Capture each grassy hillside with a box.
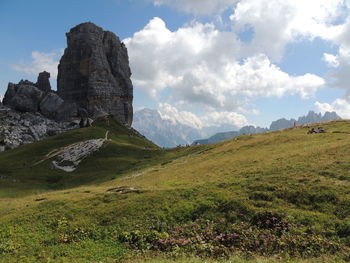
[0,117,195,197]
[1,118,350,262]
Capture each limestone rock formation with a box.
[0,22,135,152]
[3,80,44,112]
[133,108,203,148]
[270,111,341,131]
[57,22,133,126]
[3,76,78,121]
[55,102,78,121]
[36,71,52,92]
[192,111,341,145]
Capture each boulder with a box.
[57,22,133,126]
[36,71,51,92]
[3,81,44,112]
[40,92,64,119]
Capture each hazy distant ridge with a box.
[194,111,341,145]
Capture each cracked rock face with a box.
[57,22,133,126]
[39,92,64,119]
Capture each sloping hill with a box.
[0,117,195,197]
[1,120,350,262]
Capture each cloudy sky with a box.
[1,0,350,128]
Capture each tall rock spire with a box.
[57,22,133,126]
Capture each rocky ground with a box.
[0,104,79,152]
[51,131,109,172]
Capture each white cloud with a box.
[317,16,350,115]
[158,103,204,129]
[12,49,63,79]
[202,111,249,127]
[153,0,349,60]
[316,22,350,118]
[125,18,325,111]
[321,47,350,93]
[315,98,350,118]
[326,18,350,90]
[158,102,249,129]
[323,53,340,68]
[231,0,347,61]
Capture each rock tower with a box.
[57,22,133,126]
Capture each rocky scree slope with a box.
[0,74,80,152]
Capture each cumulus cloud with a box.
[158,103,248,129]
[326,18,350,90]
[125,17,325,111]
[12,49,63,79]
[231,0,347,60]
[201,111,249,128]
[158,103,204,129]
[316,28,350,119]
[316,15,350,118]
[153,0,349,60]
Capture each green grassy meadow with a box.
[1,117,350,262]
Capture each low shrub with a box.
[118,215,341,258]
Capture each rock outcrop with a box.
[0,72,82,152]
[57,22,133,126]
[3,76,78,121]
[0,104,79,152]
[36,71,51,92]
[0,22,134,152]
[3,80,44,112]
[39,92,64,119]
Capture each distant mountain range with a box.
[133,108,202,148]
[269,111,340,131]
[133,109,341,147]
[132,108,239,148]
[193,126,268,145]
[193,111,341,145]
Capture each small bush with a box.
[118,216,341,258]
[251,211,291,232]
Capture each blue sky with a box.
[1,0,350,129]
